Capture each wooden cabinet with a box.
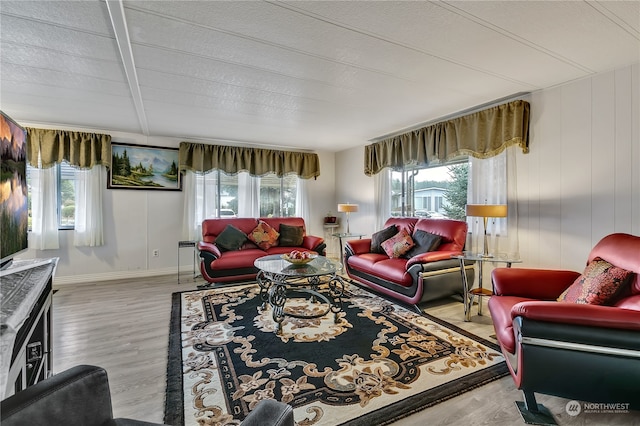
[1,259,57,399]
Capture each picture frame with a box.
[108,142,181,190]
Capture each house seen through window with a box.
[390,160,468,220]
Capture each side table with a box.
[452,252,522,321]
[323,224,340,258]
[178,240,200,284]
[331,232,365,271]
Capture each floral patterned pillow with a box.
[557,257,633,305]
[381,229,415,258]
[248,220,280,250]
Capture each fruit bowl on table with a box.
[281,252,318,265]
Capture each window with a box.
[219,171,238,215]
[58,162,75,228]
[390,160,468,219]
[259,173,297,217]
[192,170,298,220]
[27,162,76,229]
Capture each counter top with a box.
[0,258,58,397]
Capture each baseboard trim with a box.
[53,267,177,287]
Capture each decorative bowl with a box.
[281,252,318,265]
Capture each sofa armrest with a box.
[198,241,222,259]
[492,268,580,299]
[301,235,324,251]
[1,365,115,426]
[512,301,640,332]
[345,238,372,255]
[406,250,461,268]
[241,399,294,426]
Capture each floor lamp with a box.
[466,204,508,257]
[337,203,358,234]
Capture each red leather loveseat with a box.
[197,217,325,285]
[344,217,474,311]
[488,233,640,422]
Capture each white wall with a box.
[336,64,640,273]
[18,127,336,284]
[517,63,639,270]
[335,147,375,237]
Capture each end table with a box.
[331,232,365,271]
[178,240,200,283]
[452,252,522,321]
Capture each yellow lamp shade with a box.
[337,203,358,213]
[466,204,507,218]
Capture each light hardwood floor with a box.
[52,274,639,426]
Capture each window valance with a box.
[26,127,111,169]
[364,100,530,176]
[179,142,320,179]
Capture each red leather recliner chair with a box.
[488,233,640,424]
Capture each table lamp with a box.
[337,203,358,234]
[466,204,508,257]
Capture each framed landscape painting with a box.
[108,143,180,190]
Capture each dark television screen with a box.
[0,111,28,269]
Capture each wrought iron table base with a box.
[257,271,345,335]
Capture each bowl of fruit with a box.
[281,250,318,265]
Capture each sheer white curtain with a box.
[30,165,59,250]
[374,168,391,230]
[182,170,218,241]
[296,177,309,221]
[74,165,105,246]
[237,172,260,218]
[467,147,519,256]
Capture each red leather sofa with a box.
[488,233,640,422]
[197,217,325,285]
[344,217,473,311]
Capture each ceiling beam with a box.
[106,0,149,135]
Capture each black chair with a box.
[1,364,294,426]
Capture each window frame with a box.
[27,163,77,231]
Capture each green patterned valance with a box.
[365,100,530,176]
[26,127,111,169]
[179,142,320,179]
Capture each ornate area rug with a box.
[164,282,508,426]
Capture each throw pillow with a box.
[557,257,633,305]
[381,229,415,258]
[247,220,280,250]
[279,224,304,246]
[370,225,398,254]
[215,225,248,252]
[404,230,442,258]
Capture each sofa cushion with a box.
[215,225,248,252]
[381,229,415,258]
[557,257,633,305]
[370,225,398,254]
[278,223,304,246]
[404,230,442,258]
[247,220,280,250]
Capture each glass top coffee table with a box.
[254,254,345,335]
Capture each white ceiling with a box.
[1,1,638,152]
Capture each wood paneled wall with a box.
[517,64,639,271]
